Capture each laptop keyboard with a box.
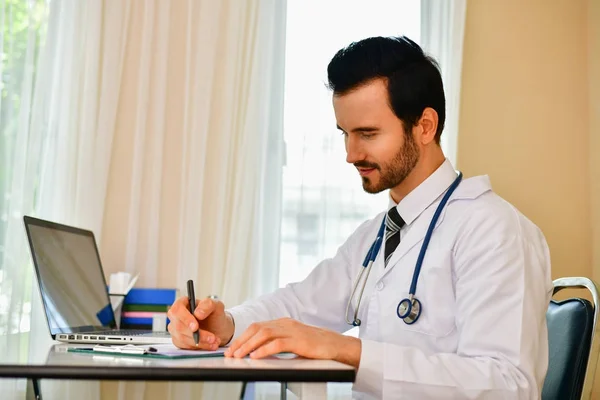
[96,330,170,337]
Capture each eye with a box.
[361,133,376,139]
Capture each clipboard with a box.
[68,344,226,359]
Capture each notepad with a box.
[68,343,226,359]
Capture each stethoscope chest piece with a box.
[397,296,422,325]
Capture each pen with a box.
[187,279,199,346]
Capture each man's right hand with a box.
[167,296,235,350]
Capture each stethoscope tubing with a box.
[345,171,463,327]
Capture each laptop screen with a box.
[24,217,117,335]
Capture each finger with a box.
[249,338,292,359]
[168,321,221,350]
[168,321,195,349]
[167,297,189,324]
[196,328,220,347]
[168,319,217,343]
[172,295,200,313]
[193,298,223,320]
[231,326,280,359]
[168,296,201,331]
[172,334,206,350]
[169,327,197,350]
[224,322,262,357]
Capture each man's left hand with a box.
[223,318,361,368]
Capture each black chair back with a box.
[542,277,600,400]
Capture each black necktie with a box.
[384,207,405,267]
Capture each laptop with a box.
[23,215,172,344]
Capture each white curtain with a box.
[1,0,127,399]
[420,0,467,167]
[1,0,285,399]
[29,2,130,399]
[97,0,286,324]
[0,1,49,398]
[96,1,286,399]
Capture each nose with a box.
[345,134,365,164]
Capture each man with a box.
[167,36,553,399]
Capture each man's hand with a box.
[223,318,362,368]
[167,296,235,350]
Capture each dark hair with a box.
[327,36,445,142]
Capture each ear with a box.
[416,107,438,145]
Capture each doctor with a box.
[167,36,553,399]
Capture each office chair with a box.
[542,277,600,400]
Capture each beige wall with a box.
[587,0,600,389]
[589,0,600,284]
[458,0,593,283]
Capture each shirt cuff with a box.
[224,306,254,344]
[353,339,384,398]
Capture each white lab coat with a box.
[228,160,553,399]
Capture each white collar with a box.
[387,159,458,225]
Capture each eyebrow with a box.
[336,125,379,133]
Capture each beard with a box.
[355,133,420,194]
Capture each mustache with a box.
[354,161,380,170]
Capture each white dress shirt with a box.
[227,159,553,399]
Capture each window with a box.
[0,0,48,341]
[279,0,421,286]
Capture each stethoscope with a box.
[345,172,463,327]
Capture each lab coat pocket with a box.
[405,251,456,337]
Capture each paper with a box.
[152,313,168,332]
[108,272,138,329]
[110,295,124,310]
[94,344,151,355]
[109,272,139,295]
[148,343,226,357]
[77,343,226,358]
[124,274,139,294]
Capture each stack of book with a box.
[119,288,178,330]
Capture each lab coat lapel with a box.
[377,176,493,279]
